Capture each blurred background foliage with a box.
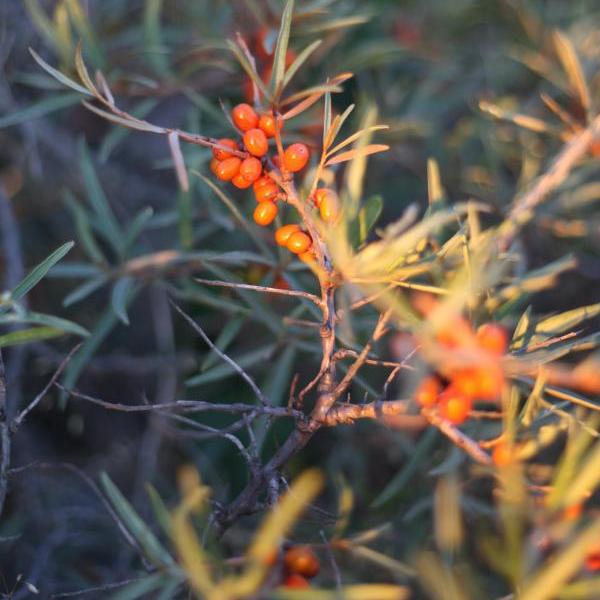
[0,0,599,597]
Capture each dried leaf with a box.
[325,144,389,166]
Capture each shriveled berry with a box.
[212,138,238,161]
[253,201,278,226]
[275,224,301,246]
[243,128,269,157]
[258,111,282,138]
[415,375,442,408]
[283,143,309,172]
[240,157,263,183]
[255,182,279,203]
[215,157,241,181]
[476,323,509,356]
[284,545,320,579]
[438,385,472,425]
[282,574,310,589]
[232,173,253,189]
[232,103,259,132]
[287,231,312,255]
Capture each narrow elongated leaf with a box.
[283,39,321,89]
[326,144,389,166]
[358,195,383,244]
[532,303,600,341]
[323,103,355,151]
[74,42,99,95]
[63,275,108,307]
[0,326,64,347]
[0,93,80,128]
[167,132,189,192]
[0,310,88,337]
[111,277,135,325]
[226,40,270,101]
[64,190,106,264]
[100,473,175,568]
[553,30,590,113]
[82,101,165,133]
[200,315,245,371]
[328,125,389,157]
[12,241,74,300]
[270,0,295,94]
[110,573,173,600]
[29,47,92,95]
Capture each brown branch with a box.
[194,277,323,307]
[0,350,9,518]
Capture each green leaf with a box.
[226,40,271,102]
[0,326,65,348]
[270,0,295,96]
[124,207,155,253]
[200,314,245,372]
[100,472,175,568]
[63,275,108,307]
[111,277,136,325]
[78,139,124,256]
[0,93,81,128]
[110,573,173,600]
[143,0,170,76]
[531,303,600,344]
[145,484,172,538]
[358,195,383,245]
[11,241,74,300]
[282,39,321,90]
[29,47,92,95]
[186,343,276,387]
[64,190,106,265]
[0,310,88,338]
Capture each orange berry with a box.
[253,175,273,192]
[282,574,310,589]
[255,182,279,203]
[240,157,263,183]
[232,103,259,132]
[287,231,312,255]
[283,143,309,172]
[215,157,241,181]
[212,138,238,161]
[319,193,339,223]
[275,224,301,246]
[563,502,583,521]
[258,111,282,138]
[476,323,509,356]
[590,140,600,158]
[586,546,600,571]
[438,385,472,425]
[253,201,278,226]
[452,364,504,401]
[284,546,320,579]
[298,250,316,264]
[492,442,513,468]
[209,158,220,176]
[231,173,253,189]
[415,375,442,408]
[243,128,269,157]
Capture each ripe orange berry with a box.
[282,574,310,589]
[319,194,339,223]
[284,546,320,579]
[231,173,253,189]
[452,364,504,401]
[438,385,472,425]
[275,224,301,246]
[258,111,282,138]
[298,250,316,264]
[255,182,279,203]
[209,158,220,176]
[283,143,309,172]
[415,375,442,408]
[253,201,278,226]
[240,157,263,183]
[476,323,509,356]
[253,175,273,191]
[212,138,238,161]
[492,442,513,468]
[243,128,269,157]
[215,157,241,181]
[232,103,259,132]
[563,502,583,521]
[586,546,600,571]
[287,231,312,255]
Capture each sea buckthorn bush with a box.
[0,1,600,598]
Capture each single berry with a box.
[253,175,274,193]
[215,157,241,181]
[282,574,310,589]
[298,250,316,264]
[255,182,279,203]
[209,158,220,176]
[284,545,320,579]
[563,503,583,521]
[318,191,339,223]
[212,138,238,161]
[283,143,309,172]
[231,173,253,189]
[415,375,442,408]
[232,103,259,132]
[586,547,600,571]
[253,201,278,226]
[492,442,513,468]
[259,111,282,138]
[240,157,263,183]
[476,323,509,356]
[287,231,312,255]
[438,385,472,425]
[275,224,301,246]
[243,128,269,157]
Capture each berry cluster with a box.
[415,323,508,425]
[210,103,339,262]
[281,545,320,589]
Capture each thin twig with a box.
[171,301,270,406]
[195,277,323,306]
[0,350,9,518]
